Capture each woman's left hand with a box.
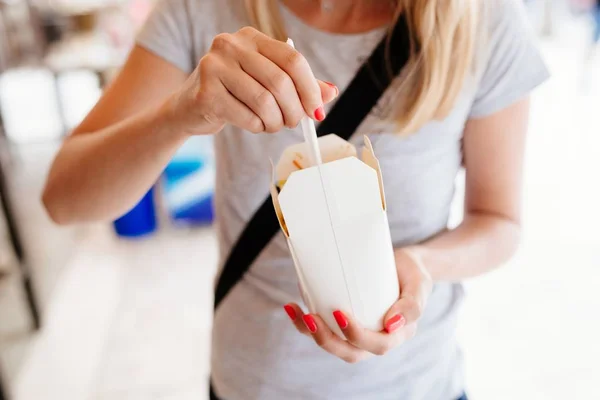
[284,248,433,364]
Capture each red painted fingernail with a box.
[314,106,326,121]
[284,305,296,321]
[333,310,348,329]
[385,314,406,334]
[323,81,339,96]
[303,314,318,333]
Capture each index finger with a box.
[254,36,324,120]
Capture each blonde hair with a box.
[244,0,478,133]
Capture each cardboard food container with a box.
[271,134,400,338]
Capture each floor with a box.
[1,10,600,400]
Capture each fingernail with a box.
[314,106,326,121]
[303,314,318,333]
[284,305,296,321]
[333,310,348,329]
[323,81,339,96]
[385,314,405,334]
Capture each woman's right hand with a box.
[167,26,339,136]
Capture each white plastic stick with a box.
[286,38,322,167]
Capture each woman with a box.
[42,0,549,399]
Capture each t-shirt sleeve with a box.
[469,0,550,118]
[136,0,195,74]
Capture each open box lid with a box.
[270,135,387,236]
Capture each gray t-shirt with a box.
[137,1,549,399]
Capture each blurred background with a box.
[0,0,598,399]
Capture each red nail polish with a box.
[303,314,318,333]
[385,314,406,334]
[314,106,326,121]
[284,305,296,321]
[333,310,348,329]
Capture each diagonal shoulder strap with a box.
[214,15,411,310]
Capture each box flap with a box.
[361,135,387,211]
[276,134,356,187]
[269,159,289,237]
[318,157,382,225]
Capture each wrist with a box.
[160,91,223,137]
[158,94,194,139]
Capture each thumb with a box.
[383,297,421,334]
[318,80,339,104]
[383,248,432,333]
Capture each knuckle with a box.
[264,122,283,134]
[198,54,211,69]
[238,26,257,37]
[247,116,264,133]
[211,33,234,52]
[285,50,306,71]
[199,54,219,74]
[269,71,292,94]
[238,26,262,44]
[254,89,275,110]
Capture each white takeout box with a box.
[271,134,400,338]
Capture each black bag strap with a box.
[214,16,411,310]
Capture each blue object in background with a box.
[113,187,157,238]
[163,136,215,225]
